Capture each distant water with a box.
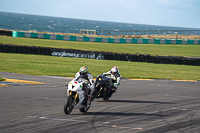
[0,11,200,36]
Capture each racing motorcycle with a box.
[92,74,114,101]
[64,76,91,115]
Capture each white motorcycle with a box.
[64,76,91,115]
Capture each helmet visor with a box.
[80,72,87,77]
[111,71,116,75]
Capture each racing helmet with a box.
[79,66,88,77]
[111,66,118,75]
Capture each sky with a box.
[0,0,200,28]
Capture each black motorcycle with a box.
[92,74,114,101]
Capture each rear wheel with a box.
[64,95,75,115]
[103,90,113,100]
[103,95,111,100]
[79,100,91,112]
[91,94,95,101]
[91,91,97,101]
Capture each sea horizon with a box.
[0,11,200,36]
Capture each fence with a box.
[11,31,200,44]
[80,29,200,36]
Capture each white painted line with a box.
[171,108,178,110]
[34,97,65,101]
[164,94,200,99]
[169,108,199,112]
[27,116,143,130]
[97,124,143,130]
[27,116,89,123]
[103,122,110,124]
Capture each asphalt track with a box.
[0,71,200,133]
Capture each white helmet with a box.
[111,66,118,75]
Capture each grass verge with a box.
[0,77,5,81]
[0,36,200,57]
[0,53,199,81]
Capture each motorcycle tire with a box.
[91,95,95,101]
[79,100,91,113]
[91,92,96,101]
[64,95,75,115]
[103,96,111,100]
[103,90,113,100]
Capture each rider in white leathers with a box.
[103,66,121,92]
[75,66,94,105]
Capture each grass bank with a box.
[0,53,199,80]
[0,36,200,57]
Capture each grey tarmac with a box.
[0,72,200,133]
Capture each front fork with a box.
[69,91,79,106]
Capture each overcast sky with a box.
[0,0,200,28]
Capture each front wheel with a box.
[64,95,75,115]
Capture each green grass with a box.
[0,53,199,80]
[0,36,200,81]
[0,36,200,57]
[0,77,5,81]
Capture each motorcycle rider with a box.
[103,66,121,93]
[75,66,94,105]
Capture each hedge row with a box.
[103,52,200,66]
[0,30,12,36]
[0,44,200,66]
[0,44,52,55]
